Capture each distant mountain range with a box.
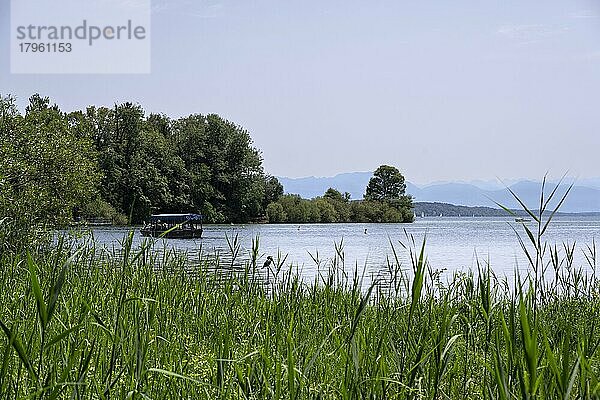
[278,172,600,213]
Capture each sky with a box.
[1,0,600,184]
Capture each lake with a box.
[83,216,600,285]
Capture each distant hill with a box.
[413,202,600,217]
[413,202,508,217]
[412,181,600,213]
[278,172,600,213]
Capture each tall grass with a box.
[1,182,600,398]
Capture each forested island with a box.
[0,94,413,247]
[267,165,413,223]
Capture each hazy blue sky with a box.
[1,0,599,183]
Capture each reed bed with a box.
[1,184,600,399]
[0,229,598,399]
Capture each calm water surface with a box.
[85,216,600,283]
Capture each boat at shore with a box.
[140,213,203,239]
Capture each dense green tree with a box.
[263,176,284,210]
[314,198,338,222]
[396,194,415,222]
[80,103,176,223]
[172,114,218,221]
[145,113,192,213]
[364,165,414,222]
[324,188,345,202]
[306,200,321,223]
[161,113,267,223]
[7,95,100,224]
[323,188,350,221]
[278,195,308,222]
[348,201,368,222]
[364,165,407,201]
[266,202,286,223]
[0,95,101,250]
[77,105,269,224]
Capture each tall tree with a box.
[172,114,217,220]
[323,188,351,221]
[263,176,284,209]
[0,94,100,249]
[324,188,349,202]
[174,114,267,222]
[364,165,407,201]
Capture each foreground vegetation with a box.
[1,107,596,398]
[1,220,599,398]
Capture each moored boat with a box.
[140,213,203,239]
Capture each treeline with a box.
[81,102,283,224]
[268,165,414,223]
[268,191,413,223]
[0,95,282,234]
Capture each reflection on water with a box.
[71,216,600,284]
